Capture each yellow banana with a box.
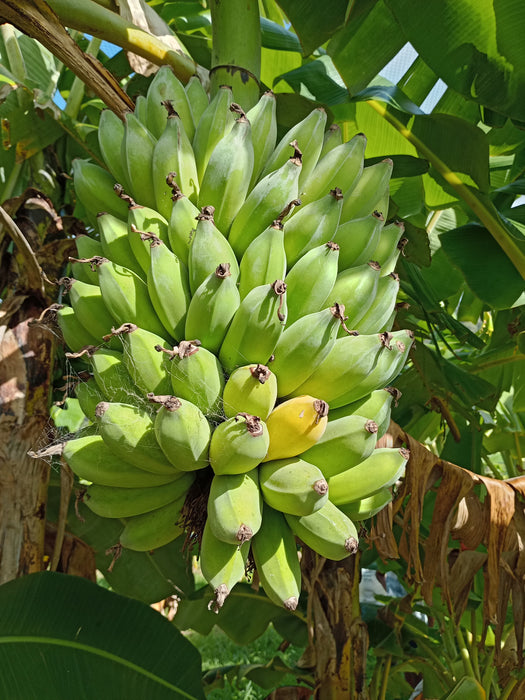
[263,395,328,462]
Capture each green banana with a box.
[228,143,303,258]
[209,413,269,475]
[341,158,393,223]
[185,75,209,127]
[150,394,211,471]
[338,486,393,521]
[319,123,343,159]
[289,331,391,403]
[332,211,384,270]
[285,499,359,560]
[161,340,225,416]
[330,387,401,437]
[245,90,277,190]
[299,132,366,207]
[283,188,343,268]
[95,400,179,474]
[188,206,239,295]
[83,472,194,518]
[207,468,263,544]
[146,64,195,141]
[63,433,180,487]
[98,108,130,191]
[354,273,400,335]
[121,112,157,210]
[184,264,240,354]
[145,235,191,341]
[327,447,409,504]
[91,256,167,337]
[198,103,254,234]
[259,457,329,516]
[89,347,141,405]
[260,107,326,186]
[300,414,379,478]
[200,519,250,612]
[238,218,287,300]
[70,236,102,286]
[96,212,144,278]
[271,304,353,398]
[167,180,200,266]
[64,277,116,343]
[251,503,301,610]
[124,199,170,275]
[380,235,408,278]
[71,159,129,223]
[75,376,105,421]
[330,261,381,332]
[134,94,148,126]
[222,364,277,420]
[284,242,340,326]
[152,101,199,217]
[105,323,172,396]
[56,304,99,352]
[218,280,287,374]
[371,220,406,270]
[120,492,188,551]
[193,84,235,182]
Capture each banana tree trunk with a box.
[0,299,55,583]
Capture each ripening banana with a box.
[285,499,359,560]
[259,456,329,516]
[238,218,287,300]
[146,236,191,341]
[188,206,239,294]
[353,273,400,335]
[185,75,208,126]
[300,414,379,478]
[263,395,328,462]
[251,503,301,611]
[319,123,343,159]
[228,143,303,258]
[75,377,105,421]
[83,472,194,519]
[271,304,352,398]
[284,242,340,325]
[246,90,277,190]
[152,101,199,216]
[327,447,409,504]
[96,212,144,278]
[198,104,254,234]
[261,107,326,187]
[222,364,277,420]
[56,305,99,353]
[150,394,211,471]
[165,340,225,417]
[209,413,269,475]
[167,181,200,266]
[207,468,263,544]
[193,84,235,182]
[98,108,130,191]
[71,159,128,223]
[330,261,381,331]
[146,64,195,142]
[299,132,366,207]
[95,399,181,475]
[121,112,157,210]
[119,491,189,551]
[283,188,343,268]
[63,433,180,487]
[338,486,393,521]
[330,387,401,438]
[70,236,102,286]
[106,323,173,396]
[341,158,393,223]
[200,519,250,613]
[333,211,384,270]
[185,263,240,353]
[218,280,287,374]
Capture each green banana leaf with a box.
[0,572,205,700]
[275,0,347,56]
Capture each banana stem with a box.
[209,0,261,111]
[366,98,525,280]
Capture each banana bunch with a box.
[58,66,414,614]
